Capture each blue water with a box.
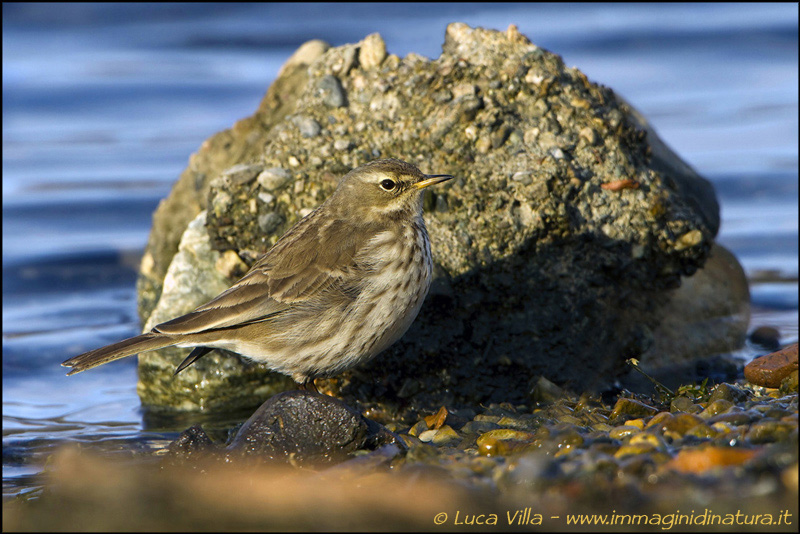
[3,3,798,498]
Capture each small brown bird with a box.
[62,158,453,391]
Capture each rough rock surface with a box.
[136,23,741,416]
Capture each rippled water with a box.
[3,3,798,499]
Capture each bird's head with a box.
[329,158,453,222]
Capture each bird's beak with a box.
[414,174,454,190]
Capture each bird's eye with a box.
[379,179,396,191]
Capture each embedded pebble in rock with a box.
[744,343,799,388]
[221,163,264,185]
[359,33,386,69]
[257,167,292,191]
[294,116,322,138]
[317,75,347,108]
[333,139,353,152]
[211,190,232,216]
[258,212,284,234]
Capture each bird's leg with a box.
[299,378,319,393]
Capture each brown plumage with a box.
[62,158,453,389]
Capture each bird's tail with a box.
[62,333,176,375]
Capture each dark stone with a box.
[165,424,221,467]
[749,326,781,351]
[167,424,216,455]
[708,382,752,404]
[226,390,404,465]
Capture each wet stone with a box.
[661,413,704,435]
[417,429,437,442]
[478,429,537,443]
[700,399,735,418]
[407,420,428,437]
[166,424,217,461]
[666,447,757,473]
[552,427,584,452]
[461,420,502,435]
[746,421,797,444]
[625,419,646,430]
[610,398,659,420]
[708,383,752,404]
[474,414,502,423]
[670,395,696,413]
[744,344,799,388]
[685,423,717,439]
[497,415,539,431]
[432,425,461,446]
[615,443,657,459]
[629,432,668,452]
[529,376,565,404]
[644,412,673,430]
[609,426,640,440]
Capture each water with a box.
[3,3,798,499]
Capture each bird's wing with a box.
[154,212,373,336]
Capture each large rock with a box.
[136,23,744,416]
